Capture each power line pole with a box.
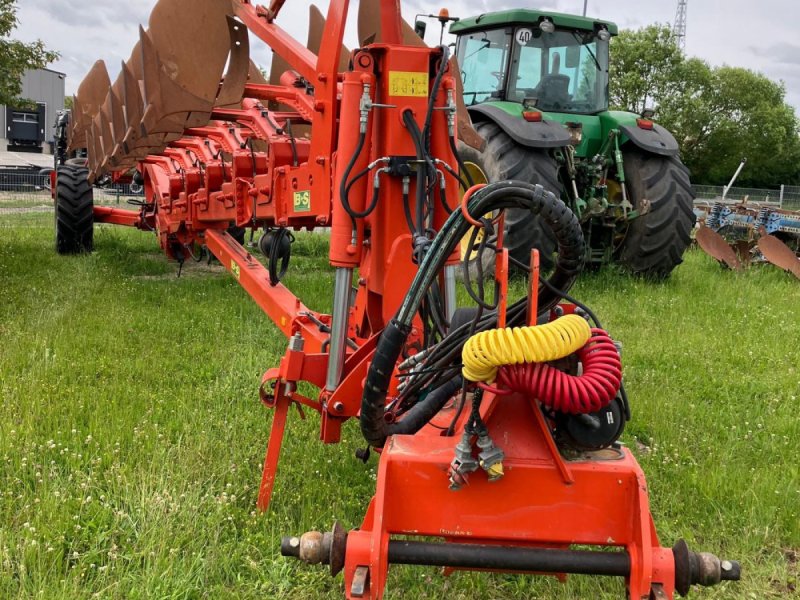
[583,0,588,16]
[673,0,688,51]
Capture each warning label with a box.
[388,71,429,97]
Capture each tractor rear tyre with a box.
[616,151,695,278]
[457,121,562,274]
[55,166,94,255]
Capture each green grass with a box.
[1,213,798,599]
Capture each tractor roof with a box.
[450,9,618,36]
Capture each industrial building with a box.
[0,68,66,154]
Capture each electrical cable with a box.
[491,328,622,415]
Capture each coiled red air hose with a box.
[492,328,622,414]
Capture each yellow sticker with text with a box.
[293,190,311,213]
[231,262,240,280]
[388,71,429,97]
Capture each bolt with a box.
[333,402,344,413]
[288,333,305,352]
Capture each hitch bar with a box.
[282,527,741,596]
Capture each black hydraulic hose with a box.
[423,45,450,153]
[343,166,371,212]
[438,176,453,215]
[339,132,367,228]
[403,110,428,235]
[390,376,462,436]
[361,181,584,447]
[449,133,474,188]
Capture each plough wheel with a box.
[55,166,94,255]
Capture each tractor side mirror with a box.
[415,20,427,40]
[565,45,581,69]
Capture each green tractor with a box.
[450,9,695,277]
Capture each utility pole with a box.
[673,0,688,51]
[583,0,588,16]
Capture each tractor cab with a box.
[452,10,615,115]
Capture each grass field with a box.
[1,212,798,599]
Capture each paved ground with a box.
[0,150,54,170]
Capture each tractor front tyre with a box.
[55,166,94,255]
[617,151,695,278]
[457,121,562,274]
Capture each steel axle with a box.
[282,525,740,596]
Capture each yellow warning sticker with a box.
[388,71,429,97]
[231,262,240,280]
[293,190,311,213]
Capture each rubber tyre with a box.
[616,151,695,278]
[457,121,562,274]
[55,166,94,254]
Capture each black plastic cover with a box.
[467,104,572,149]
[619,123,680,157]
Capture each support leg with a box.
[257,388,290,512]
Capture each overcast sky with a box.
[13,0,800,111]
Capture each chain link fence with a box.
[693,184,800,211]
[4,169,799,216]
[0,170,143,215]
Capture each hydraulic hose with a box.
[494,328,622,415]
[461,314,591,383]
[360,181,584,447]
[422,45,450,153]
[339,132,367,225]
[391,376,462,436]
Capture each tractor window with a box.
[507,28,609,114]
[456,28,512,105]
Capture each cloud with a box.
[750,43,800,66]
[10,0,800,114]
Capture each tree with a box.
[0,0,59,107]
[609,24,800,187]
[609,24,683,115]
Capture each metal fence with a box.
[693,184,800,211]
[4,170,799,216]
[0,171,143,215]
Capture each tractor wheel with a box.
[457,121,562,275]
[616,151,695,278]
[55,166,94,255]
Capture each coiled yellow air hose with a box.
[462,313,592,383]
